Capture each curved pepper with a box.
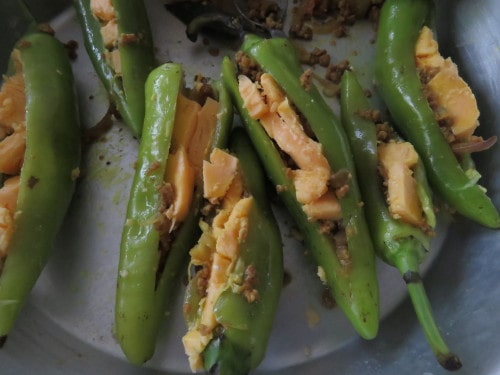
[222,35,380,340]
[0,32,81,343]
[115,63,233,364]
[182,127,283,374]
[374,0,500,228]
[74,0,155,137]
[340,70,461,371]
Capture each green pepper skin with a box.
[184,127,283,375]
[73,0,155,138]
[0,32,81,341]
[222,37,380,340]
[115,63,233,364]
[340,70,462,371]
[340,71,433,264]
[374,0,500,228]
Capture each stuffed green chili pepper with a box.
[74,0,155,137]
[222,35,380,340]
[116,63,233,364]
[340,70,462,371]
[374,0,500,228]
[182,127,283,374]
[0,31,81,344]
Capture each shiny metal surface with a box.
[1,0,499,374]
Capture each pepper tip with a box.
[437,352,462,371]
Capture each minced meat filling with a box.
[289,0,385,40]
[247,0,284,31]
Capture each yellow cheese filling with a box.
[378,141,426,228]
[238,73,342,222]
[415,26,480,142]
[90,0,121,74]
[159,93,220,233]
[182,148,254,371]
[0,52,25,256]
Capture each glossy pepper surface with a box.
[374,0,500,228]
[340,70,461,371]
[74,0,155,137]
[116,63,233,364]
[0,31,81,342]
[222,35,380,340]
[183,127,283,375]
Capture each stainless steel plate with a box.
[1,1,499,374]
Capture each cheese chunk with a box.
[182,329,211,371]
[238,73,336,217]
[291,168,330,204]
[415,26,479,141]
[203,148,239,203]
[0,130,26,175]
[238,75,268,119]
[426,60,480,140]
[100,18,118,49]
[414,26,444,68]
[172,94,201,152]
[189,97,219,172]
[0,176,20,212]
[183,190,253,371]
[260,73,285,112]
[104,49,122,75]
[303,190,342,221]
[0,72,26,131]
[0,206,13,257]
[90,0,115,21]
[164,147,195,227]
[378,142,424,227]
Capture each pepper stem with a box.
[406,281,462,370]
[395,254,462,371]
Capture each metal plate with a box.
[1,1,499,374]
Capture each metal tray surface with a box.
[1,0,499,374]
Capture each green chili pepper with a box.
[374,0,500,228]
[0,31,81,343]
[74,0,155,138]
[183,127,283,375]
[340,70,462,371]
[222,35,380,340]
[115,63,233,364]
